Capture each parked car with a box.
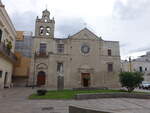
[139,82,150,89]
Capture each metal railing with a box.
[0,42,17,63]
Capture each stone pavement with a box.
[0,88,150,113]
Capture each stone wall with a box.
[69,106,112,113]
[75,93,150,100]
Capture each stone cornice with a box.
[0,6,16,37]
[0,19,4,27]
[4,27,9,34]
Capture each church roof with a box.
[69,27,102,40]
[42,9,50,17]
[43,9,49,13]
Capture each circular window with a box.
[81,45,90,54]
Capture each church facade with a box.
[29,9,121,89]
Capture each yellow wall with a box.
[13,52,30,77]
[16,31,24,40]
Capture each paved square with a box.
[0,88,150,113]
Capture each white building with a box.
[0,1,17,88]
[121,52,150,82]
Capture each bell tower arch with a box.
[35,9,55,38]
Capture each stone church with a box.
[29,9,121,89]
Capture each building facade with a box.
[0,1,17,88]
[121,52,150,82]
[15,31,33,58]
[29,9,121,89]
[13,31,33,86]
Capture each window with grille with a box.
[108,63,113,72]
[57,44,64,53]
[40,43,47,54]
[108,49,112,56]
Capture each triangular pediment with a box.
[69,28,101,40]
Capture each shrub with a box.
[119,72,144,92]
[6,41,12,50]
[37,89,47,96]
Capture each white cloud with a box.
[2,0,150,59]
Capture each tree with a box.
[119,72,144,92]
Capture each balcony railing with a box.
[35,51,49,58]
[0,42,17,63]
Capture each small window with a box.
[57,62,63,73]
[108,49,111,56]
[139,66,143,72]
[57,44,64,53]
[145,68,147,71]
[39,26,44,35]
[0,29,2,42]
[0,71,3,78]
[108,63,113,72]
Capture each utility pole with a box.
[32,52,36,89]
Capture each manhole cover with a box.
[42,107,54,111]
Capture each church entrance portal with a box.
[37,71,46,86]
[81,73,90,87]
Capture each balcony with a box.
[35,51,49,58]
[0,42,17,63]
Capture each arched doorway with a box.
[37,71,46,86]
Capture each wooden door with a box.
[37,71,46,86]
[81,73,90,87]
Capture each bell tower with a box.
[35,9,55,38]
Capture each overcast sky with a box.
[2,0,150,60]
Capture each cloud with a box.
[129,45,150,53]
[113,0,150,20]
[3,0,150,59]
[10,11,38,32]
[120,42,129,47]
[55,17,85,38]
[10,10,86,38]
[111,0,150,59]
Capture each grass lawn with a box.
[29,89,150,99]
[29,89,138,99]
